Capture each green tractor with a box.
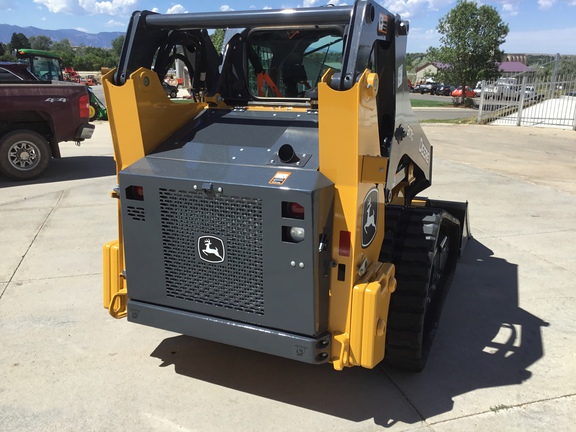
[15,48,108,122]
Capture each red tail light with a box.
[282,201,305,219]
[79,94,89,119]
[338,231,351,257]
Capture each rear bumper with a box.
[75,123,95,140]
[127,299,332,365]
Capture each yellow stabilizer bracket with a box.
[103,240,127,318]
[332,262,396,370]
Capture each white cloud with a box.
[33,0,82,14]
[151,7,159,12]
[106,19,125,26]
[166,4,186,14]
[263,6,272,9]
[220,5,234,11]
[383,0,454,19]
[76,27,88,32]
[502,2,519,15]
[34,0,138,15]
[538,0,555,8]
[80,0,138,14]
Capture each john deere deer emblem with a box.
[198,236,225,263]
[362,188,378,248]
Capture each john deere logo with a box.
[198,236,225,263]
[362,188,378,248]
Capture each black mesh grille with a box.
[159,188,265,315]
[127,206,145,221]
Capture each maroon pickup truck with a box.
[0,62,94,180]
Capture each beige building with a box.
[414,62,449,83]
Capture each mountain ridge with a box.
[0,24,124,49]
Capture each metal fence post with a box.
[516,76,527,127]
[477,80,486,124]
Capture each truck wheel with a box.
[0,130,51,181]
[170,90,178,98]
[380,206,460,372]
[89,102,98,121]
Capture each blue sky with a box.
[0,0,575,54]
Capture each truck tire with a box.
[0,130,51,181]
[380,206,460,372]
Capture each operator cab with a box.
[148,25,344,107]
[243,28,343,100]
[214,26,344,106]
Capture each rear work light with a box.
[79,94,90,119]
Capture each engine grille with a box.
[127,206,146,221]
[159,188,265,315]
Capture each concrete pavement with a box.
[1,122,575,431]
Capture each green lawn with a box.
[410,99,454,108]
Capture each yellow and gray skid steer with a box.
[102,0,470,372]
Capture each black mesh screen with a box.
[159,188,265,315]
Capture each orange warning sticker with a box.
[269,171,291,185]
[378,13,388,35]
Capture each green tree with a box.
[10,32,31,50]
[111,35,125,58]
[210,28,225,53]
[51,39,75,68]
[29,35,53,51]
[427,0,509,102]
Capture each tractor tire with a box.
[380,206,460,372]
[0,130,51,181]
[89,102,98,121]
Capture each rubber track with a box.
[380,205,458,371]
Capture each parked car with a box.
[434,84,454,96]
[473,81,483,96]
[86,76,99,86]
[524,86,536,99]
[452,86,476,98]
[162,82,178,98]
[412,81,437,94]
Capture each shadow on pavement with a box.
[150,238,549,426]
[0,155,115,186]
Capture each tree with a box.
[427,0,509,103]
[10,32,31,50]
[52,39,75,67]
[29,35,53,51]
[111,35,125,58]
[210,28,225,53]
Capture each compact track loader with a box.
[102,0,470,372]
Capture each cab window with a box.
[247,29,343,98]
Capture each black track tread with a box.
[380,205,458,372]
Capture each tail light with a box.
[79,94,89,119]
[126,185,144,201]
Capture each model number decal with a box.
[45,98,67,103]
[419,138,430,164]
